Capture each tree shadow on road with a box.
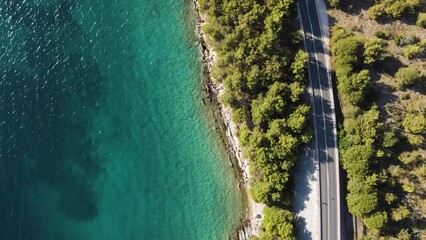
[293,141,318,240]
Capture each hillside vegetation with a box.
[198,0,311,238]
[328,0,426,238]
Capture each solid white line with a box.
[304,0,331,238]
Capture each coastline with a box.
[191,1,265,239]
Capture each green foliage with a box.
[251,181,274,203]
[395,67,422,88]
[201,0,311,237]
[342,145,373,176]
[382,131,398,148]
[391,205,410,222]
[291,50,309,83]
[374,31,391,39]
[251,82,287,125]
[399,150,422,166]
[363,211,388,229]
[232,107,247,124]
[367,0,422,20]
[402,113,426,134]
[364,39,387,64]
[385,192,397,205]
[260,207,295,240]
[347,192,378,216]
[332,36,363,68]
[396,229,412,240]
[407,134,425,146]
[402,43,426,59]
[327,0,340,8]
[286,105,310,135]
[417,13,426,28]
[393,34,403,46]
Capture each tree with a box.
[364,39,386,64]
[342,145,373,176]
[402,44,426,59]
[382,131,398,148]
[397,229,411,240]
[417,13,426,28]
[251,181,273,203]
[385,192,397,205]
[291,50,309,83]
[395,67,422,88]
[391,205,410,222]
[251,82,288,125]
[398,150,422,165]
[332,36,363,68]
[347,192,378,216]
[402,113,426,134]
[407,134,424,146]
[352,70,371,92]
[286,105,310,134]
[260,207,295,240]
[363,211,388,229]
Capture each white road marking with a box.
[312,0,341,238]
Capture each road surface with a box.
[298,0,341,239]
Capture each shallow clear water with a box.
[0,0,242,239]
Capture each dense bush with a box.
[402,42,426,59]
[417,13,426,28]
[402,113,426,134]
[364,39,387,64]
[395,67,422,88]
[200,0,311,237]
[374,30,391,39]
[367,0,422,20]
[363,211,388,229]
[259,207,295,239]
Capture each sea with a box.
[0,0,242,239]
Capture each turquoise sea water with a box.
[0,0,242,239]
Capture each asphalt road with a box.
[298,0,341,239]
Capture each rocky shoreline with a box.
[191,1,265,239]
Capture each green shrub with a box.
[368,5,384,20]
[382,131,398,148]
[399,150,422,165]
[291,50,309,83]
[395,67,421,88]
[393,35,403,46]
[347,192,378,216]
[407,134,424,146]
[397,229,412,240]
[385,193,397,205]
[367,0,421,20]
[417,13,426,28]
[232,107,247,124]
[260,207,295,240]
[403,113,426,134]
[363,211,388,229]
[364,39,387,64]
[391,205,410,222]
[374,30,391,39]
[402,43,426,59]
[328,0,340,8]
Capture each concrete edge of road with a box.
[296,4,322,239]
[312,0,342,238]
